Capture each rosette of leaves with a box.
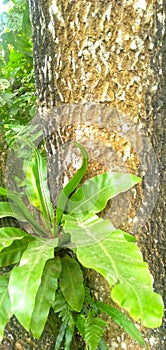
[0,141,164,349]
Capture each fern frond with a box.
[52,290,72,321]
[98,338,108,350]
[76,314,86,339]
[53,290,75,349]
[84,311,107,350]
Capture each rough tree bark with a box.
[1,0,165,349]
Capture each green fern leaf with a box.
[53,290,72,322]
[85,311,107,350]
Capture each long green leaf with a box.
[8,239,54,330]
[97,302,145,346]
[0,236,33,267]
[23,148,54,232]
[76,314,85,338]
[77,229,164,328]
[30,257,62,338]
[66,172,141,216]
[62,213,115,247]
[56,142,88,227]
[0,187,47,236]
[0,274,13,343]
[0,227,28,252]
[0,202,27,222]
[54,321,68,350]
[64,319,75,350]
[59,255,85,312]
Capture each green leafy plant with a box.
[0,0,36,138]
[0,141,164,349]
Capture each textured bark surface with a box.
[0,0,165,349]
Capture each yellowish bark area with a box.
[44,0,158,120]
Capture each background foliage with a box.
[0,0,36,142]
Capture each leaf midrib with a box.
[98,240,143,318]
[69,182,114,214]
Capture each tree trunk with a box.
[2,0,165,349]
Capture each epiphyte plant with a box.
[0,140,164,349]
